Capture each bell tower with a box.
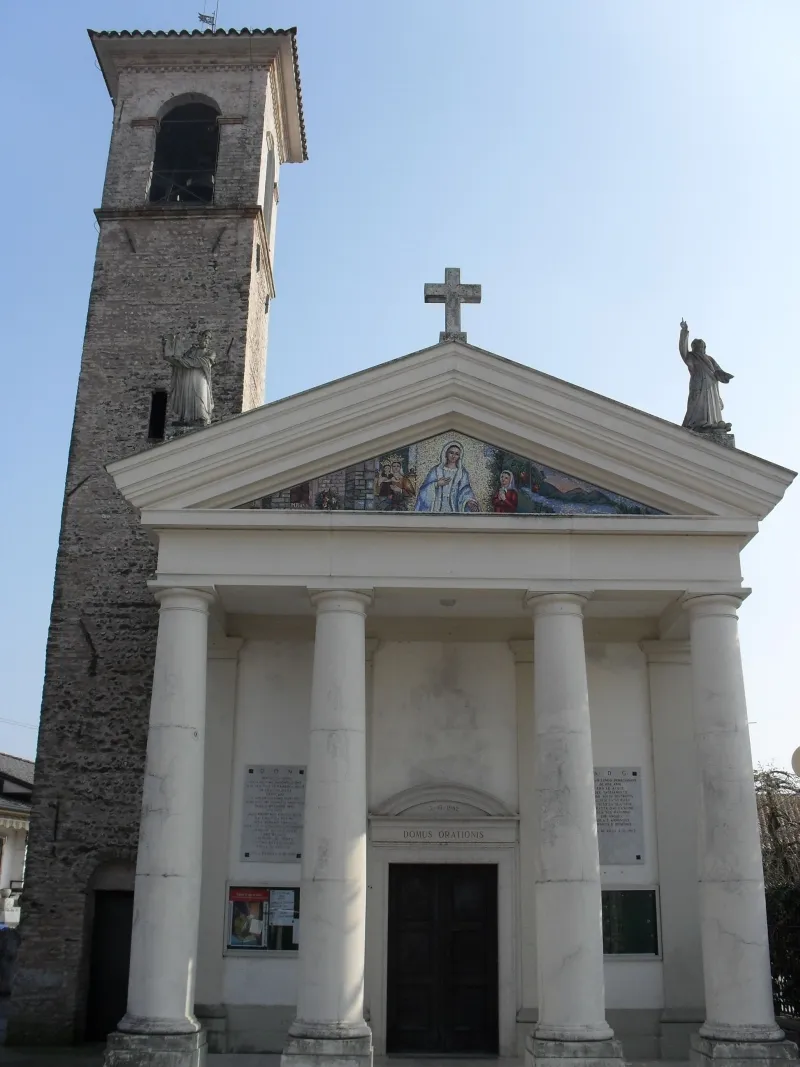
[90,27,306,422]
[8,27,306,1045]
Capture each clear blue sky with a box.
[1,1,798,766]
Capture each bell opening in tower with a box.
[148,101,220,204]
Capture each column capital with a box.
[309,589,373,615]
[525,591,589,617]
[152,586,216,613]
[682,592,746,620]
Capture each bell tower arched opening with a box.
[149,100,220,204]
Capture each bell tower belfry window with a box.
[149,100,220,203]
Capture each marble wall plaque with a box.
[240,765,306,863]
[594,767,645,866]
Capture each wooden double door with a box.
[387,863,499,1055]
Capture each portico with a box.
[103,339,796,1067]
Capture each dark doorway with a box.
[387,864,499,1055]
[85,890,134,1041]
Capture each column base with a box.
[104,1030,207,1067]
[690,1033,799,1067]
[281,1033,373,1067]
[194,1004,227,1054]
[525,1034,625,1067]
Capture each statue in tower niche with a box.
[162,330,216,425]
[679,319,734,443]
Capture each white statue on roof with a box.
[679,319,733,433]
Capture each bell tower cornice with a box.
[94,204,277,298]
[88,27,307,164]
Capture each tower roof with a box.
[88,27,307,162]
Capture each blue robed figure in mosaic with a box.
[415,442,480,513]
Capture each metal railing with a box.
[148,168,215,205]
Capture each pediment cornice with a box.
[108,341,795,519]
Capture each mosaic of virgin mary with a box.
[415,441,480,513]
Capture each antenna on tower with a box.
[198,0,220,31]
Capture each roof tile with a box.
[0,753,34,787]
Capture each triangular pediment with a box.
[236,429,663,517]
[108,340,794,520]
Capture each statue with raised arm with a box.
[162,330,216,426]
[679,319,733,432]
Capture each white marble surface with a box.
[527,594,615,1046]
[686,595,783,1043]
[286,591,372,1043]
[0,1055,691,1067]
[690,1033,798,1066]
[119,587,214,1035]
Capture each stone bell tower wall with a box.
[8,29,305,1044]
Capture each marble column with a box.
[524,593,623,1067]
[684,595,795,1067]
[282,590,373,1067]
[105,587,214,1067]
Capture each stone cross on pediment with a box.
[424,267,481,343]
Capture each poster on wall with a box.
[594,767,645,866]
[227,886,300,951]
[227,887,269,948]
[240,765,306,863]
[268,888,297,926]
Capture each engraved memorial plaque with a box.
[594,767,645,866]
[240,765,306,863]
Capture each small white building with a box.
[0,753,32,928]
[105,336,797,1067]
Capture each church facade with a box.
[9,25,799,1067]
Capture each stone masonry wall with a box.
[8,53,281,1044]
[102,67,272,210]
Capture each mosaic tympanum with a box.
[237,432,662,516]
